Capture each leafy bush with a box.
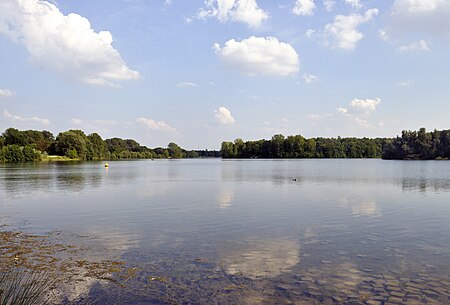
[3,145,24,162]
[67,149,78,159]
[23,146,41,162]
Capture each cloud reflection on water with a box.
[221,239,300,279]
[217,187,234,209]
[338,197,381,217]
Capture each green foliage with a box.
[271,134,285,158]
[22,130,53,152]
[105,138,128,154]
[0,145,40,162]
[22,146,41,162]
[3,128,26,146]
[125,139,140,152]
[185,150,200,158]
[87,133,108,159]
[3,145,24,162]
[221,134,386,159]
[382,128,450,160]
[2,128,53,152]
[54,130,87,160]
[0,127,216,162]
[221,141,235,158]
[168,142,183,158]
[67,149,78,159]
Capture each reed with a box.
[0,268,53,305]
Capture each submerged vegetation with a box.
[0,226,139,304]
[0,128,219,163]
[0,269,52,305]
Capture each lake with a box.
[1,159,449,304]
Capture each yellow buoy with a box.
[104,163,109,168]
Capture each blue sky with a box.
[0,0,449,149]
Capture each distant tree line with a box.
[194,150,222,158]
[221,129,450,160]
[221,134,387,159]
[382,128,450,160]
[3,127,450,162]
[0,128,219,163]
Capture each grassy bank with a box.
[40,155,81,162]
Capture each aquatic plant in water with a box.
[0,228,132,304]
[0,268,52,305]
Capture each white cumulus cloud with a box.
[3,109,50,125]
[303,73,319,83]
[307,98,382,133]
[0,89,15,97]
[198,0,268,28]
[213,36,300,77]
[293,0,316,16]
[383,0,450,45]
[393,0,445,13]
[0,0,140,86]
[215,106,235,125]
[396,40,431,52]
[136,117,176,133]
[323,9,379,50]
[339,98,381,115]
[337,107,348,114]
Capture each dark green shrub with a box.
[67,149,78,159]
[3,145,24,162]
[23,146,40,162]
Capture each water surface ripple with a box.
[1,159,449,304]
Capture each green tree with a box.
[270,134,285,158]
[105,138,128,154]
[221,141,235,158]
[168,142,183,158]
[54,131,87,160]
[233,139,244,158]
[125,139,141,152]
[186,150,199,158]
[23,146,41,161]
[87,133,108,159]
[285,135,305,158]
[304,138,316,158]
[3,145,24,162]
[3,128,26,146]
[67,149,78,159]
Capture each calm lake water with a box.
[1,159,449,304]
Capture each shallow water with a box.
[1,159,449,304]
